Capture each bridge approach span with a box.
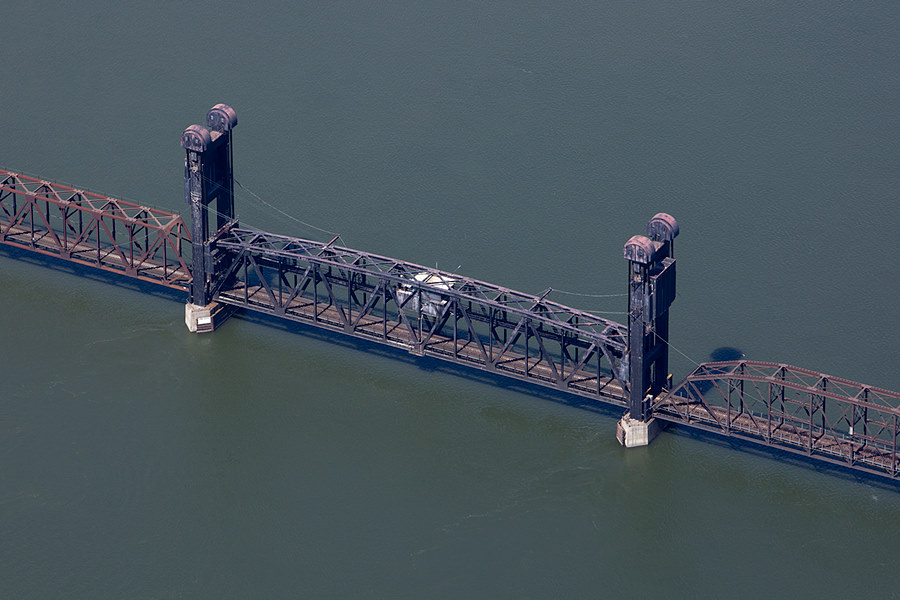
[653,360,900,480]
[0,168,192,290]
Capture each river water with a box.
[2,2,899,598]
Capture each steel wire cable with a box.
[233,177,345,241]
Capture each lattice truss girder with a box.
[213,228,630,403]
[0,169,192,289]
[653,360,900,478]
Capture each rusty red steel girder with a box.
[0,169,192,289]
[653,360,900,479]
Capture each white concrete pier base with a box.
[616,413,662,448]
[185,301,234,333]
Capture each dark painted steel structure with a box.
[181,103,238,306]
[210,227,631,405]
[1,102,898,482]
[623,215,678,421]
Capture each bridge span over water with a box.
[2,103,898,482]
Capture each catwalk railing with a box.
[652,361,900,479]
[0,169,192,290]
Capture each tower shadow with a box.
[709,346,745,362]
[685,346,746,395]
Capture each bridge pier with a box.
[185,301,236,333]
[616,412,662,447]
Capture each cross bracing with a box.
[0,169,192,289]
[653,360,900,479]
[211,227,630,404]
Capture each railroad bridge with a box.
[2,103,898,482]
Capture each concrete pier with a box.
[185,301,235,333]
[616,413,662,448]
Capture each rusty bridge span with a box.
[2,103,898,483]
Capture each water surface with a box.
[2,2,899,598]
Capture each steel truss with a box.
[0,169,192,289]
[653,360,900,479]
[212,227,631,405]
[7,158,900,483]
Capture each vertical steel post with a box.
[182,124,210,305]
[180,104,238,306]
[624,250,650,420]
[206,104,237,232]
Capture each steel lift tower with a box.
[617,213,678,446]
[182,103,239,332]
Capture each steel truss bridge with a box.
[2,104,898,483]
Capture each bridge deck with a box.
[217,282,628,406]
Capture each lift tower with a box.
[618,213,678,446]
[181,103,238,331]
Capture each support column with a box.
[181,103,238,333]
[616,409,663,447]
[617,213,678,446]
